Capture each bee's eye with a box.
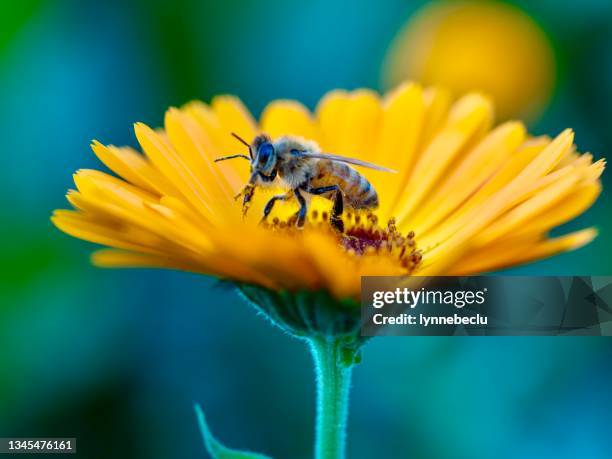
[258,143,274,164]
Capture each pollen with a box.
[263,212,422,274]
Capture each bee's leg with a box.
[235,171,262,217]
[260,192,291,224]
[331,189,344,233]
[293,188,307,228]
[240,184,255,217]
[306,185,344,232]
[233,188,244,200]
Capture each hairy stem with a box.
[309,337,354,459]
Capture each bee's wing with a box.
[297,151,397,173]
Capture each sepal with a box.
[236,284,362,340]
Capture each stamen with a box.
[262,211,422,274]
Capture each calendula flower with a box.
[52,83,604,459]
[384,1,556,121]
[52,83,602,300]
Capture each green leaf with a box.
[194,404,273,459]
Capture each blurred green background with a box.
[1,0,611,458]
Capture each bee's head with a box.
[214,133,277,177]
[251,134,277,174]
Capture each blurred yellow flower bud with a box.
[383,1,556,121]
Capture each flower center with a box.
[263,211,423,273]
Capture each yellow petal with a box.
[91,141,179,197]
[421,129,573,253]
[411,121,526,234]
[164,108,236,207]
[451,228,598,275]
[182,101,248,189]
[315,89,350,152]
[418,87,452,150]
[211,95,257,142]
[92,248,279,290]
[52,210,164,255]
[260,100,318,141]
[302,231,356,298]
[316,89,381,158]
[373,82,426,217]
[395,93,493,223]
[134,122,219,223]
[92,249,192,269]
[474,175,582,245]
[69,170,213,254]
[507,182,601,238]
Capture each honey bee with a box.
[215,133,396,232]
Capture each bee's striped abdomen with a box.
[352,173,379,209]
[310,160,379,209]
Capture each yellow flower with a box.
[383,1,556,121]
[52,83,604,300]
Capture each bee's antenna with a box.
[231,132,253,159]
[214,154,251,162]
[231,132,250,147]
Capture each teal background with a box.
[1,0,611,457]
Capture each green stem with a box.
[309,337,354,459]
